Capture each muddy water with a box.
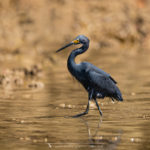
[0,49,150,150]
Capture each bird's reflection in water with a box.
[80,117,122,150]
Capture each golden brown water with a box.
[0,49,150,150]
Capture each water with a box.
[0,49,150,150]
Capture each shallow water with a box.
[0,49,150,150]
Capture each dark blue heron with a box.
[56,35,123,117]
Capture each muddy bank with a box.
[0,0,150,52]
[0,64,44,89]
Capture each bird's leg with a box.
[94,98,103,116]
[72,100,89,118]
[72,89,93,118]
[111,97,115,102]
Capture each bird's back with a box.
[79,62,116,83]
[77,62,123,101]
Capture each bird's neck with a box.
[67,44,89,76]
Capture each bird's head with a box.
[56,35,89,53]
[73,35,89,45]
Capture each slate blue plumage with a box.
[56,35,123,117]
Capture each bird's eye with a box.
[81,40,85,43]
[73,39,80,44]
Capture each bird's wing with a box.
[92,66,117,84]
[82,62,117,84]
[86,69,117,94]
[109,76,117,84]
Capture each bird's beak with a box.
[56,40,80,53]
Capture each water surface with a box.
[0,50,150,150]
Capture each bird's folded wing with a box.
[87,71,116,94]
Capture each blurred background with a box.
[0,0,150,150]
[1,0,150,51]
[0,0,150,87]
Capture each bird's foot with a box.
[71,111,88,118]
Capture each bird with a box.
[56,35,123,117]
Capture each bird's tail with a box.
[116,93,123,101]
[114,87,123,101]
